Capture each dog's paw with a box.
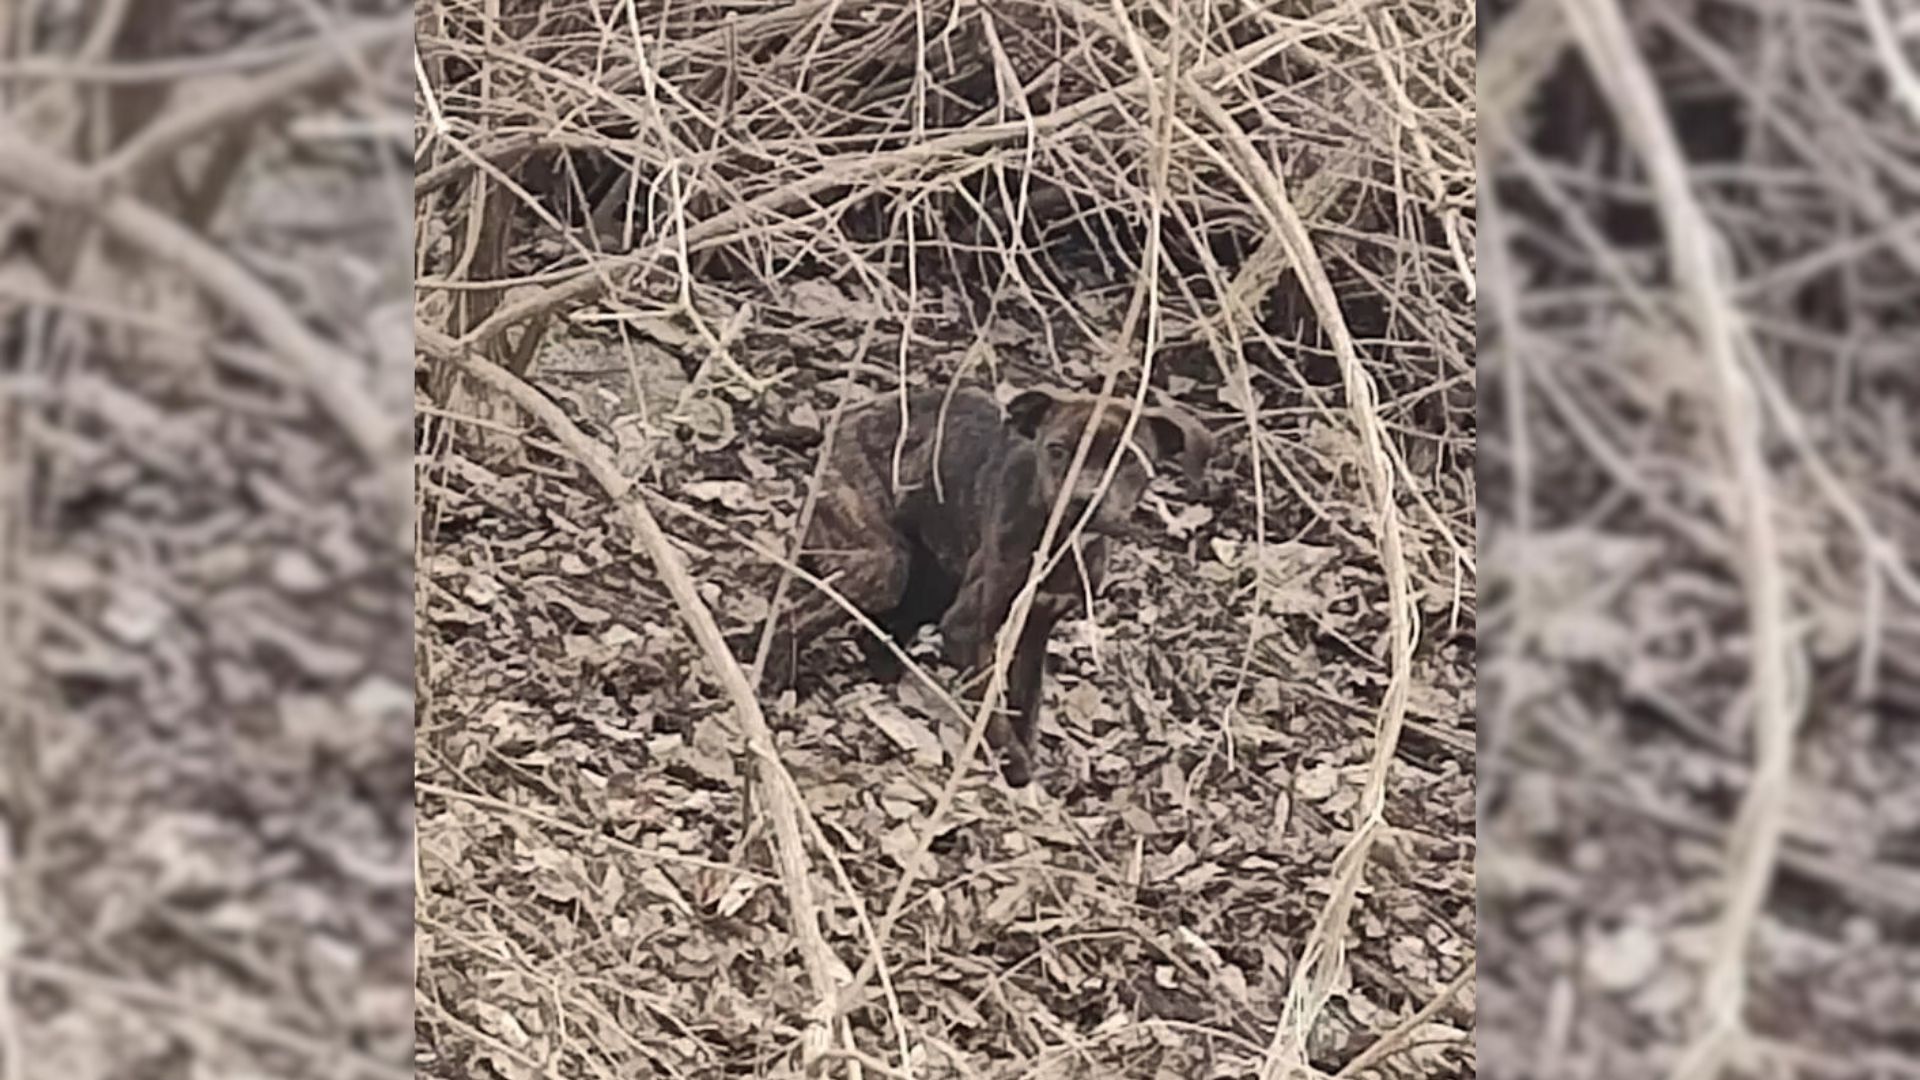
[856,633,906,682]
[999,740,1034,787]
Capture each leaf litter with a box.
[414,2,1476,1076]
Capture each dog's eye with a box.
[1047,442,1068,459]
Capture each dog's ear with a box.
[1144,407,1214,484]
[1005,388,1060,437]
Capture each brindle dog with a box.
[764,385,1212,786]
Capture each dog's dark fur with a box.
[764,385,1212,786]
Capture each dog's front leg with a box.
[940,554,1039,778]
[937,551,1008,672]
[937,585,986,671]
[1000,598,1068,787]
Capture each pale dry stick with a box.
[734,324,923,1077]
[289,113,412,144]
[1858,0,1920,128]
[0,132,393,466]
[619,0,663,139]
[611,0,701,255]
[423,335,856,1077]
[1059,22,1429,1077]
[414,42,447,136]
[1853,552,1887,704]
[1758,1037,1920,1080]
[976,4,1043,304]
[888,201,917,498]
[911,0,932,141]
[646,163,769,394]
[3,956,407,1080]
[1363,14,1473,300]
[1559,3,1798,1080]
[1185,61,1420,1080]
[1332,962,1473,1078]
[0,304,20,1080]
[450,25,1337,357]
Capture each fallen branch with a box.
[1555,2,1798,1077]
[417,325,855,1075]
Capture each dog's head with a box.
[1006,388,1213,533]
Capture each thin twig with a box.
[1560,1,1799,1077]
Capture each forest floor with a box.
[415,271,1477,1078]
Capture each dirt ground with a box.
[415,292,1475,1078]
[411,2,1474,1076]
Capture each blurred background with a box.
[0,2,412,1078]
[1482,0,1920,1076]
